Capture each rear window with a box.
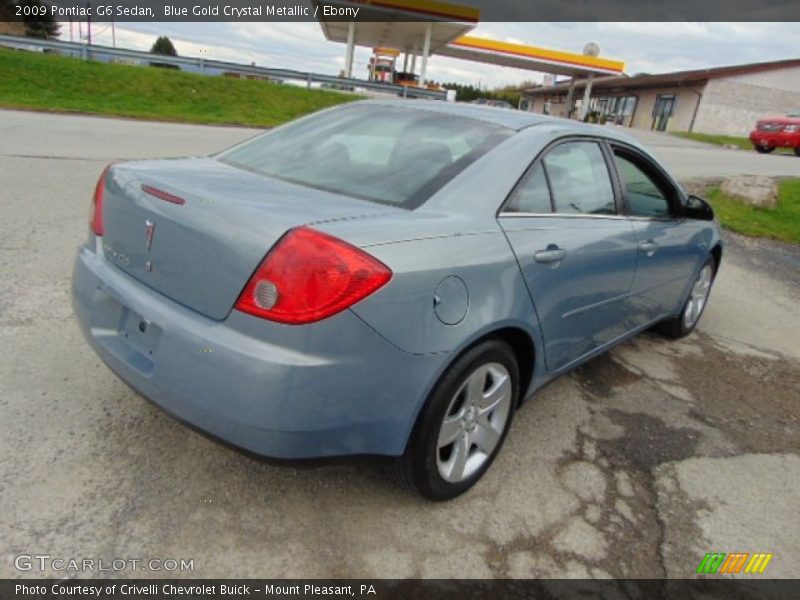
[217,104,513,209]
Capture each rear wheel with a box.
[794,148,800,157]
[398,339,518,501]
[656,256,716,339]
[755,144,775,154]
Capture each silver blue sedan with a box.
[72,101,721,500]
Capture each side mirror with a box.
[683,195,715,221]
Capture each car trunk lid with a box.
[100,158,388,320]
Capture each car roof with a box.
[359,99,640,143]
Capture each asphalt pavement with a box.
[623,126,800,181]
[1,109,799,578]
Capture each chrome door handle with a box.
[639,240,658,256]
[534,247,567,264]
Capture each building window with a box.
[590,95,637,125]
[652,94,677,131]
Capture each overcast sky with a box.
[65,22,800,88]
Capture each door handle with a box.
[534,246,567,264]
[639,240,658,256]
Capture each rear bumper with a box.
[749,131,800,148]
[71,243,446,458]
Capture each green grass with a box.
[705,178,800,244]
[0,47,359,127]
[675,131,796,154]
[674,132,753,150]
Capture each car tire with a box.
[396,338,519,501]
[755,145,775,154]
[656,255,717,339]
[794,148,800,157]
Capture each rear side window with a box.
[612,150,675,218]
[506,163,552,213]
[544,142,616,215]
[217,104,512,209]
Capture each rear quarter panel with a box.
[341,229,540,356]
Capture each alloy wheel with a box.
[436,362,512,483]
[683,264,713,328]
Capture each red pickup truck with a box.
[749,114,800,155]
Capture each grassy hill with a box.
[0,47,359,127]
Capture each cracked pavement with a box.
[1,110,799,579]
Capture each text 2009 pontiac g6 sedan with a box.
[72,101,720,500]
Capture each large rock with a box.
[720,175,778,208]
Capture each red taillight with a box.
[235,227,392,324]
[90,164,113,236]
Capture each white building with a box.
[521,58,800,136]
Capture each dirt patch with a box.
[675,334,800,454]
[596,410,701,472]
[0,22,26,36]
[573,353,642,399]
[568,427,666,578]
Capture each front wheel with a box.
[656,256,716,339]
[794,147,800,157]
[755,144,775,154]
[398,339,519,501]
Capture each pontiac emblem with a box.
[145,219,155,251]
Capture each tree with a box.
[441,82,482,102]
[440,81,522,107]
[150,36,177,57]
[7,0,61,39]
[0,0,16,21]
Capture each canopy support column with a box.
[344,21,355,78]
[419,23,432,86]
[564,78,576,118]
[579,74,594,120]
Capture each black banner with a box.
[5,0,800,23]
[3,579,800,600]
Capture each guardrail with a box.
[0,34,448,100]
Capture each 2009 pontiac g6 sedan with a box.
[72,101,721,500]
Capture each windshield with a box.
[217,104,513,209]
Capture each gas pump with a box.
[368,48,399,83]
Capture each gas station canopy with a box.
[315,0,625,84]
[316,0,479,55]
[440,36,626,78]
[318,20,475,58]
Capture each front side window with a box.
[217,104,512,209]
[543,142,616,215]
[613,151,674,218]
